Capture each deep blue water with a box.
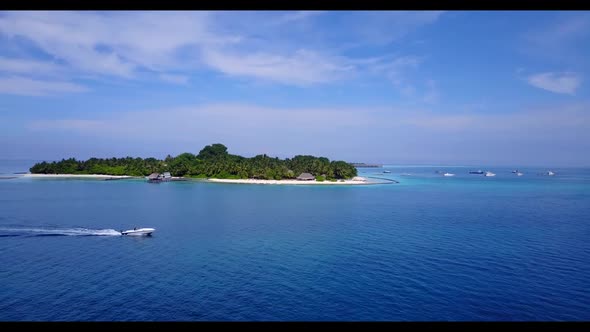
[1,164,589,321]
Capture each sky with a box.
[0,11,589,166]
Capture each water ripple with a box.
[1,170,589,320]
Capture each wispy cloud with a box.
[0,76,88,96]
[202,49,355,86]
[0,11,219,80]
[363,55,421,78]
[0,57,63,75]
[0,11,440,89]
[352,54,424,95]
[527,72,581,95]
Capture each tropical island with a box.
[28,143,371,184]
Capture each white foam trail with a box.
[0,227,122,236]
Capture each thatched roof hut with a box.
[296,172,315,181]
[147,173,160,180]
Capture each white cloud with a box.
[0,11,438,88]
[202,49,354,86]
[0,11,217,78]
[362,55,421,76]
[0,57,63,75]
[527,72,581,95]
[354,55,423,95]
[0,76,88,96]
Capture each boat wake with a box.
[0,226,122,237]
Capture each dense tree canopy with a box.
[30,144,358,180]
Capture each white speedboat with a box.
[517,172,523,176]
[121,227,155,236]
[547,171,555,176]
[443,173,455,177]
[484,171,496,177]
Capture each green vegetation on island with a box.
[30,143,358,180]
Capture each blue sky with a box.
[0,11,589,166]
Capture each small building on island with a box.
[147,172,172,183]
[296,172,315,181]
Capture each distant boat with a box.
[443,173,455,177]
[350,163,382,168]
[484,171,496,177]
[512,169,519,173]
[469,170,484,174]
[517,172,524,176]
[121,227,155,236]
[547,171,555,176]
[383,170,391,173]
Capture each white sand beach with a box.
[20,174,390,185]
[207,178,374,185]
[23,174,134,179]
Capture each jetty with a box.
[350,162,383,168]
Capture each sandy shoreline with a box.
[207,178,375,185]
[20,174,390,185]
[23,174,135,179]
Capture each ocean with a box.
[1,162,589,321]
